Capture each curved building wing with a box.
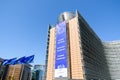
[103,41,120,80]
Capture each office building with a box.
[34,65,45,71]
[32,65,45,80]
[0,58,3,67]
[0,58,3,79]
[32,69,42,80]
[103,41,120,80]
[0,64,32,80]
[45,10,111,80]
[0,58,3,71]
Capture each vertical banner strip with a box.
[55,21,67,78]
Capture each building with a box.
[0,64,32,80]
[34,65,45,71]
[45,10,111,80]
[0,58,3,67]
[32,65,45,80]
[0,58,3,71]
[103,41,120,80]
[0,58,3,79]
[32,69,42,80]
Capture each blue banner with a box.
[55,21,67,78]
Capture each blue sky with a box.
[0,0,120,65]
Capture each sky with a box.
[0,0,120,65]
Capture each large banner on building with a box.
[55,21,68,78]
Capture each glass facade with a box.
[32,65,45,80]
[32,70,41,80]
[103,41,120,80]
[78,16,110,80]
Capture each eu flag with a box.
[2,59,8,65]
[15,56,26,64]
[2,55,35,65]
[24,55,34,63]
[3,58,17,65]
